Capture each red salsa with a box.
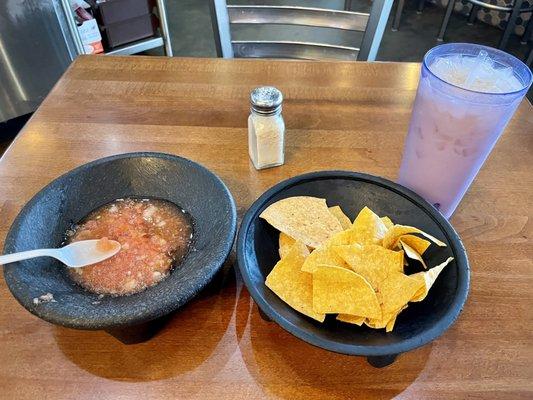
[66,198,193,296]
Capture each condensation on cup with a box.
[398,43,532,218]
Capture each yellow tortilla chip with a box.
[327,229,353,246]
[301,245,349,273]
[328,206,352,230]
[383,305,407,332]
[334,244,417,330]
[365,314,395,330]
[260,196,343,248]
[364,318,383,329]
[366,304,408,330]
[312,265,381,319]
[383,224,446,249]
[350,207,388,245]
[301,229,353,273]
[265,241,325,322]
[377,272,421,320]
[381,216,394,229]
[279,233,296,258]
[400,239,428,269]
[385,313,399,332]
[400,234,431,254]
[333,244,404,289]
[410,257,454,302]
[265,199,452,333]
[337,314,365,326]
[364,314,391,329]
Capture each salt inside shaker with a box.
[248,86,285,170]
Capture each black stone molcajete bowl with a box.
[3,152,237,341]
[236,171,469,367]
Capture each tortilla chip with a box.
[378,272,421,317]
[301,246,349,273]
[333,244,404,289]
[279,233,296,258]
[410,257,454,302]
[364,314,393,329]
[383,224,446,249]
[365,315,391,329]
[260,196,343,248]
[334,245,417,330]
[301,228,353,273]
[265,241,325,322]
[364,318,382,329]
[381,305,407,332]
[337,314,365,326]
[400,239,428,269]
[312,265,381,319]
[350,207,388,245]
[265,198,452,333]
[381,216,394,229]
[366,304,408,330]
[400,234,431,254]
[328,206,352,230]
[385,313,399,332]
[327,229,353,246]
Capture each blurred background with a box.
[154,0,531,60]
[1,0,531,155]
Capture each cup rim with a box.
[422,43,533,97]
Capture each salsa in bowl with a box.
[3,152,237,332]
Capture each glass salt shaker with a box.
[248,86,285,170]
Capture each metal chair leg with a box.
[344,0,352,11]
[417,0,425,14]
[521,17,533,44]
[438,0,457,41]
[209,0,233,58]
[467,4,479,25]
[155,0,173,56]
[499,0,524,49]
[392,0,405,31]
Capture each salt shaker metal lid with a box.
[250,86,283,115]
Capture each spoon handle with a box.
[0,249,57,265]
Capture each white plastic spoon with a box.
[0,239,121,268]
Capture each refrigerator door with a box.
[0,0,79,122]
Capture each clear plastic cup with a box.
[398,43,532,218]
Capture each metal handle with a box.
[58,0,85,55]
[51,0,79,60]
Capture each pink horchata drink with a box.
[398,43,532,218]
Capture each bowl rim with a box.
[3,151,238,329]
[236,170,470,356]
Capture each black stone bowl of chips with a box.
[236,171,469,367]
[3,152,237,343]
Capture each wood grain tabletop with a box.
[0,55,531,400]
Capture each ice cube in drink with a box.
[430,51,523,93]
[398,44,531,218]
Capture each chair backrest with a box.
[209,1,393,61]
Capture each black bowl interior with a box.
[237,171,469,356]
[3,152,236,330]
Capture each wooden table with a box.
[0,56,531,400]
